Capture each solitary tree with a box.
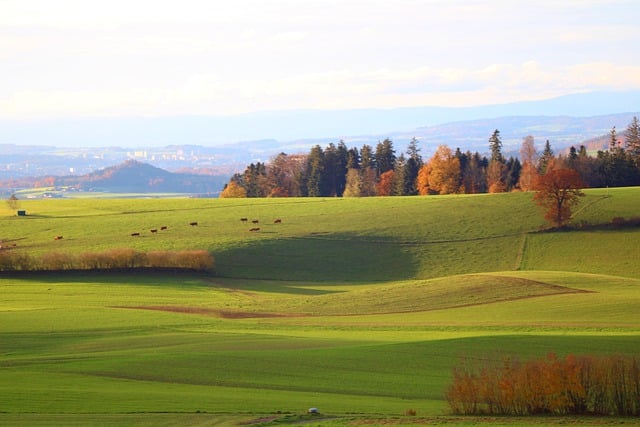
[534,168,585,228]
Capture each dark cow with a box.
[150,229,158,233]
[251,219,259,224]
[249,227,260,232]
[240,217,248,222]
[189,222,198,226]
[160,226,168,230]
[54,235,63,240]
[274,218,282,224]
[131,232,140,237]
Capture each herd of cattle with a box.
[0,217,285,246]
[125,217,283,237]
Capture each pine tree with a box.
[538,140,554,175]
[625,116,640,167]
[335,141,349,196]
[306,145,325,197]
[392,154,407,196]
[488,129,504,163]
[360,144,377,197]
[375,138,396,176]
[403,137,423,195]
[487,130,506,192]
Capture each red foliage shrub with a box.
[446,353,640,416]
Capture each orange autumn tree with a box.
[534,168,585,228]
[416,163,432,195]
[423,145,461,195]
[376,170,394,196]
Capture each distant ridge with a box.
[1,90,638,148]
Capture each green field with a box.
[1,188,639,426]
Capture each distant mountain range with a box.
[0,90,638,191]
[1,90,638,148]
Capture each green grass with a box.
[1,188,639,425]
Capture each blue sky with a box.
[2,0,639,120]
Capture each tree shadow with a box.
[212,232,420,283]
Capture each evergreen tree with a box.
[538,140,554,175]
[360,144,377,196]
[392,154,407,196]
[625,116,640,167]
[505,157,521,191]
[242,162,268,197]
[375,138,396,176]
[346,147,360,169]
[489,129,504,163]
[487,130,506,192]
[323,143,338,196]
[335,141,349,196]
[306,145,325,197]
[602,127,638,187]
[403,137,423,195]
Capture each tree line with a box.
[220,117,640,198]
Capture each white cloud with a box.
[1,0,639,118]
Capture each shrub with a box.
[0,248,214,273]
[446,353,640,416]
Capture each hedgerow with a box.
[0,248,214,272]
[446,353,640,416]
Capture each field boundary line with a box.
[572,194,610,219]
[514,233,528,271]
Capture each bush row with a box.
[446,353,640,416]
[0,248,214,272]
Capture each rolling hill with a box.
[1,189,639,425]
[50,159,227,195]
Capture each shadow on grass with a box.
[213,233,420,283]
[1,270,212,288]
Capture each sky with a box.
[2,0,640,121]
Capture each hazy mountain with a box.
[1,90,638,148]
[53,160,227,195]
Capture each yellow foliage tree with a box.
[427,145,461,194]
[416,163,431,195]
[220,180,247,198]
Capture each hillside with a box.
[1,189,639,424]
[51,160,227,195]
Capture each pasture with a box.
[1,187,639,426]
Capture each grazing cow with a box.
[160,226,168,230]
[274,218,282,224]
[131,232,140,237]
[249,227,260,232]
[240,217,248,222]
[251,219,259,224]
[150,229,158,233]
[189,222,198,226]
[54,235,63,240]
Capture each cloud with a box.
[1,0,639,118]
[5,60,639,118]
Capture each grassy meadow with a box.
[1,187,640,426]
